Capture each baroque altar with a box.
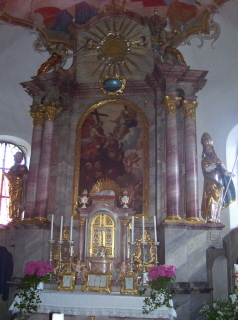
[4,1,232,320]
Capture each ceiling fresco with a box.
[0,0,231,81]
[0,0,230,46]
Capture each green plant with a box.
[199,290,238,320]
[140,265,177,314]
[14,261,54,314]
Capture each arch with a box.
[212,255,228,300]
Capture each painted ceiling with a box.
[0,0,230,46]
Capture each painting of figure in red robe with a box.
[78,101,148,215]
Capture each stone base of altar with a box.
[10,290,177,320]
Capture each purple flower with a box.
[45,264,54,272]
[35,261,46,269]
[36,268,47,277]
[24,265,35,275]
[148,265,177,280]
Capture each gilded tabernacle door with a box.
[73,99,149,218]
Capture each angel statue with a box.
[37,42,76,75]
[201,132,236,223]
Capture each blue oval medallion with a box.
[103,78,122,93]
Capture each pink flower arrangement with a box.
[141,264,177,314]
[148,265,177,281]
[24,261,54,277]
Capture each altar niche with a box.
[72,98,149,220]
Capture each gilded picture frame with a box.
[120,272,138,295]
[81,268,112,294]
[72,98,149,220]
[58,271,76,292]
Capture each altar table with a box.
[10,290,177,320]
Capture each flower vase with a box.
[37,282,44,290]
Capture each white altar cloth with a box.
[10,290,177,319]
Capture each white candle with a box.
[60,216,63,241]
[131,216,134,243]
[70,215,73,241]
[21,211,25,221]
[154,215,157,243]
[50,214,54,240]
[52,314,64,320]
[142,216,145,243]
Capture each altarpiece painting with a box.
[73,99,149,218]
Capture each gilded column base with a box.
[163,215,186,223]
[185,217,206,224]
[16,217,50,225]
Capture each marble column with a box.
[181,100,201,222]
[24,109,44,220]
[34,103,62,220]
[78,218,86,262]
[120,219,129,263]
[161,96,183,221]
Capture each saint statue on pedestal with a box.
[201,132,236,223]
[3,151,28,221]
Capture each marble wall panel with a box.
[187,230,208,282]
[13,228,51,277]
[163,225,188,281]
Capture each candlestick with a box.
[132,216,134,243]
[142,216,145,243]
[50,214,54,240]
[60,216,63,241]
[70,216,73,241]
[154,215,157,242]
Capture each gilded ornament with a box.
[40,103,62,121]
[79,218,86,226]
[90,178,121,199]
[133,230,156,272]
[29,109,44,126]
[181,100,199,119]
[121,219,130,226]
[161,96,181,115]
[97,31,131,67]
[82,269,112,294]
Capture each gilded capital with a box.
[29,109,44,126]
[181,100,199,119]
[161,96,181,115]
[41,102,62,121]
[79,218,86,226]
[121,219,130,226]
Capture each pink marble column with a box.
[78,218,86,262]
[121,219,129,263]
[162,96,182,221]
[34,103,62,220]
[182,100,200,222]
[24,109,44,219]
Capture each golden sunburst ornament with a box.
[77,16,153,83]
[97,31,131,66]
